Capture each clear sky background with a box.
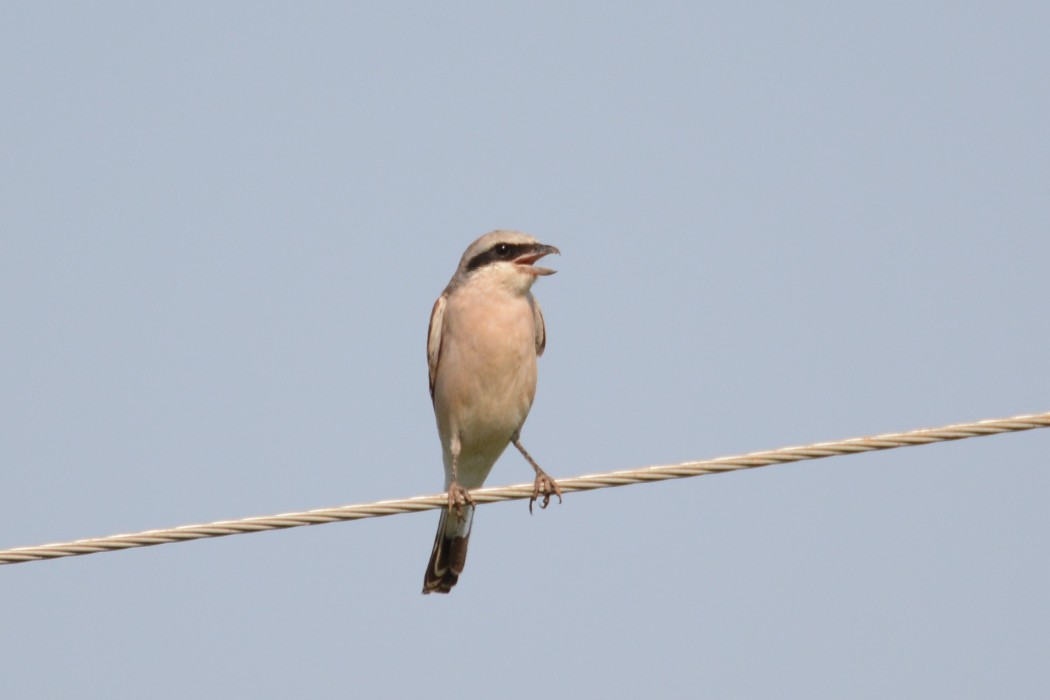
[2,3,1048,698]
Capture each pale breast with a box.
[433,287,539,450]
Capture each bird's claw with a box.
[447,482,474,521]
[529,472,563,514]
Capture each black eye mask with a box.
[465,242,537,272]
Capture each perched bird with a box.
[422,231,562,594]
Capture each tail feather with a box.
[422,507,474,594]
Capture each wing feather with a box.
[531,296,547,357]
[427,294,447,400]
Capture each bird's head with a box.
[454,230,560,294]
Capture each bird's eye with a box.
[494,244,511,257]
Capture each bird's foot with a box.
[529,471,563,514]
[447,481,474,521]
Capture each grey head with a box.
[450,230,560,289]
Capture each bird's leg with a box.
[447,451,473,521]
[511,433,562,514]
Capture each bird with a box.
[422,230,562,594]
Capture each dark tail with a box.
[422,507,473,594]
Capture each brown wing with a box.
[426,294,447,400]
[531,295,547,357]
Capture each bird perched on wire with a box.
[422,230,562,594]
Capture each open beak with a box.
[514,244,560,276]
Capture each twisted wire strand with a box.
[2,411,1047,566]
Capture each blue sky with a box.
[2,3,1049,698]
